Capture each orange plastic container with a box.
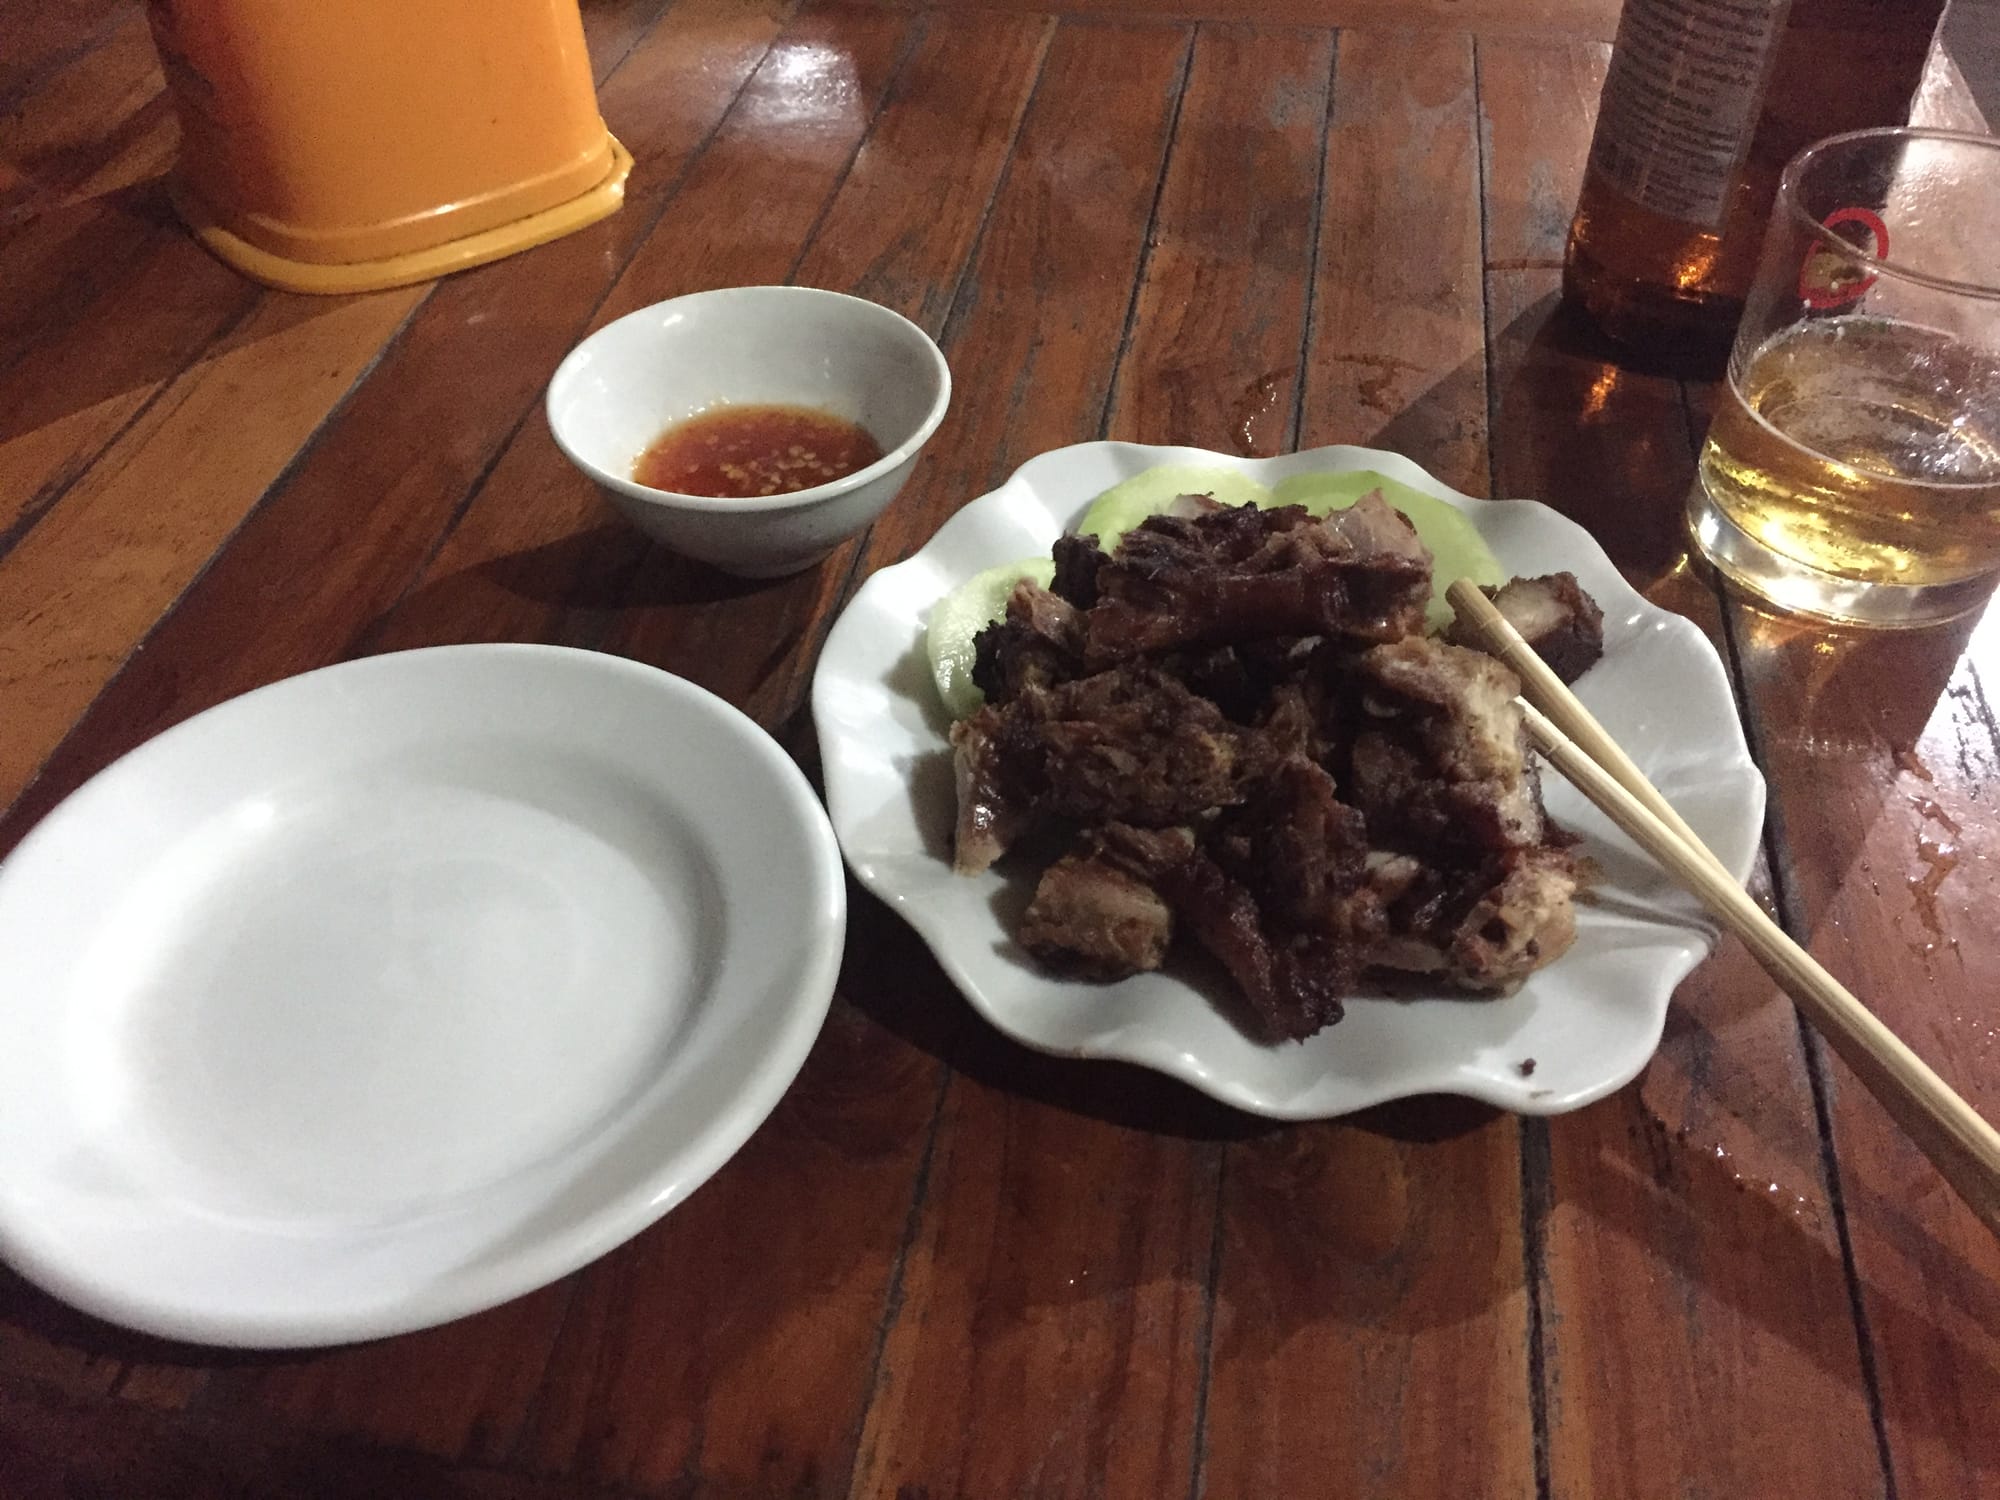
[145,0,631,294]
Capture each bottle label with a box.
[1587,0,1792,228]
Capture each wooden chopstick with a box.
[1446,578,2000,1238]
[1446,579,1725,877]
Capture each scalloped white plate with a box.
[812,443,1765,1119]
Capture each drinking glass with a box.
[1688,128,2000,627]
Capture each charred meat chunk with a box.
[1097,824,1353,1040]
[1368,846,1582,990]
[970,579,1085,703]
[948,664,1280,873]
[1350,636,1545,851]
[990,665,1276,828]
[1447,572,1605,685]
[1050,531,1109,608]
[1020,844,1175,980]
[1082,493,1432,667]
[1207,756,1369,929]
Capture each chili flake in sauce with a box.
[633,403,884,498]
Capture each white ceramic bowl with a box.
[546,286,951,578]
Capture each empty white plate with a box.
[0,645,844,1347]
[812,442,1766,1119]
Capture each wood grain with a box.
[1728,603,2000,1495]
[0,12,206,535]
[0,1380,666,1500]
[0,232,252,544]
[845,24,1328,1499]
[1107,24,1331,459]
[0,0,795,842]
[1479,39,1888,1492]
[1472,35,1607,271]
[1303,29,1489,494]
[0,0,134,109]
[1197,33,1535,1500]
[850,0,1623,39]
[0,285,428,806]
[0,11,163,219]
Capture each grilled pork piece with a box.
[1081,492,1432,667]
[950,708,1027,875]
[1020,845,1175,979]
[1368,846,1582,989]
[1350,636,1546,851]
[1448,572,1605,685]
[971,579,1085,704]
[947,498,1589,1032]
[1098,823,1353,1040]
[948,663,1277,874]
[1050,532,1109,607]
[991,666,1275,828]
[1208,756,1369,929]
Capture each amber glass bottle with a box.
[1563,0,1948,367]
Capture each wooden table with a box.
[3,1,1997,1495]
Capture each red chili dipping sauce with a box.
[633,403,884,498]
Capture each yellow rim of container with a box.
[172,134,633,295]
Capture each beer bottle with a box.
[1563,0,1949,367]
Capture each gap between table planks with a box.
[4,4,1993,1498]
[0,0,790,827]
[0,0,801,1414]
[0,0,680,809]
[1478,33,1903,1500]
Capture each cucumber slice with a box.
[1074,465,1272,549]
[926,556,1056,720]
[1268,470,1502,630]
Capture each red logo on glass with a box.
[1798,207,1888,310]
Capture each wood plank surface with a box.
[1105,24,1330,460]
[226,10,1049,1490]
[845,22,1333,1499]
[0,11,162,219]
[0,0,133,108]
[1728,606,2000,1496]
[2,3,1993,1497]
[1196,32,1536,1500]
[0,0,795,840]
[1302,28,1488,494]
[853,0,1623,39]
[1477,37,1888,1500]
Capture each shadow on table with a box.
[0,1264,306,1371]
[836,885,1501,1149]
[1486,286,1709,591]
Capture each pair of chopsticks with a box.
[1446,578,2000,1237]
